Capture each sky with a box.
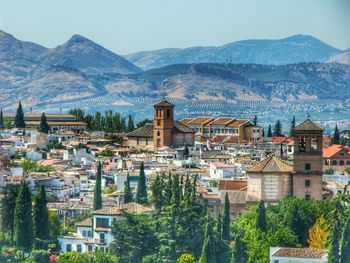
[0,0,349,54]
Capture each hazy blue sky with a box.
[0,0,349,54]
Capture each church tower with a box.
[153,100,175,148]
[292,119,323,200]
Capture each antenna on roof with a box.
[307,112,311,120]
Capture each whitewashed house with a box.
[58,203,153,253]
[209,162,237,179]
[270,247,328,263]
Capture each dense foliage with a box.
[110,173,231,262]
[69,108,134,133]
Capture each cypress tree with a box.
[183,145,189,157]
[262,128,265,137]
[14,181,33,251]
[253,115,257,125]
[289,116,296,137]
[127,115,135,132]
[124,172,133,203]
[39,113,50,134]
[256,200,267,232]
[216,214,222,238]
[135,162,148,204]
[14,101,26,128]
[165,171,173,205]
[331,124,340,145]
[0,108,4,129]
[171,174,180,208]
[273,120,282,137]
[93,162,102,210]
[267,124,272,137]
[232,231,248,263]
[340,217,350,263]
[0,185,20,244]
[150,173,163,210]
[33,185,50,240]
[222,192,230,241]
[199,212,216,263]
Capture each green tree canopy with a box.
[93,162,103,210]
[39,113,50,134]
[135,162,148,205]
[14,101,26,128]
[14,181,34,251]
[33,185,50,240]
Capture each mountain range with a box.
[124,35,345,70]
[0,30,349,112]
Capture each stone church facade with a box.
[127,100,195,150]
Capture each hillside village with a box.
[0,100,350,262]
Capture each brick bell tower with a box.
[293,119,323,200]
[153,99,175,148]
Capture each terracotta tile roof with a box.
[188,117,214,125]
[127,123,154,138]
[219,180,247,191]
[75,217,92,227]
[323,144,350,158]
[3,114,75,118]
[211,162,234,168]
[173,121,195,133]
[226,120,249,127]
[247,155,293,173]
[179,118,193,125]
[93,202,154,215]
[272,247,328,259]
[153,100,174,107]
[294,119,323,131]
[205,117,235,126]
[25,121,87,126]
[127,122,193,138]
[272,137,294,144]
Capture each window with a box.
[305,194,311,200]
[157,120,160,126]
[305,163,311,170]
[77,244,82,252]
[347,161,350,166]
[332,160,337,166]
[88,245,93,251]
[82,230,87,237]
[167,109,170,117]
[311,137,318,150]
[146,139,148,145]
[340,152,345,156]
[157,131,160,137]
[340,160,345,166]
[136,138,139,145]
[299,137,306,152]
[305,180,311,187]
[66,244,72,252]
[88,230,92,237]
[95,217,109,228]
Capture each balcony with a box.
[94,238,107,245]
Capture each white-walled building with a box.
[270,247,328,263]
[58,202,154,253]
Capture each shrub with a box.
[30,250,50,263]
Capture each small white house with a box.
[26,150,43,161]
[58,203,154,253]
[209,162,236,179]
[270,247,328,263]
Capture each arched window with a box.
[340,160,344,166]
[332,160,337,166]
[346,161,350,166]
[157,131,160,136]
